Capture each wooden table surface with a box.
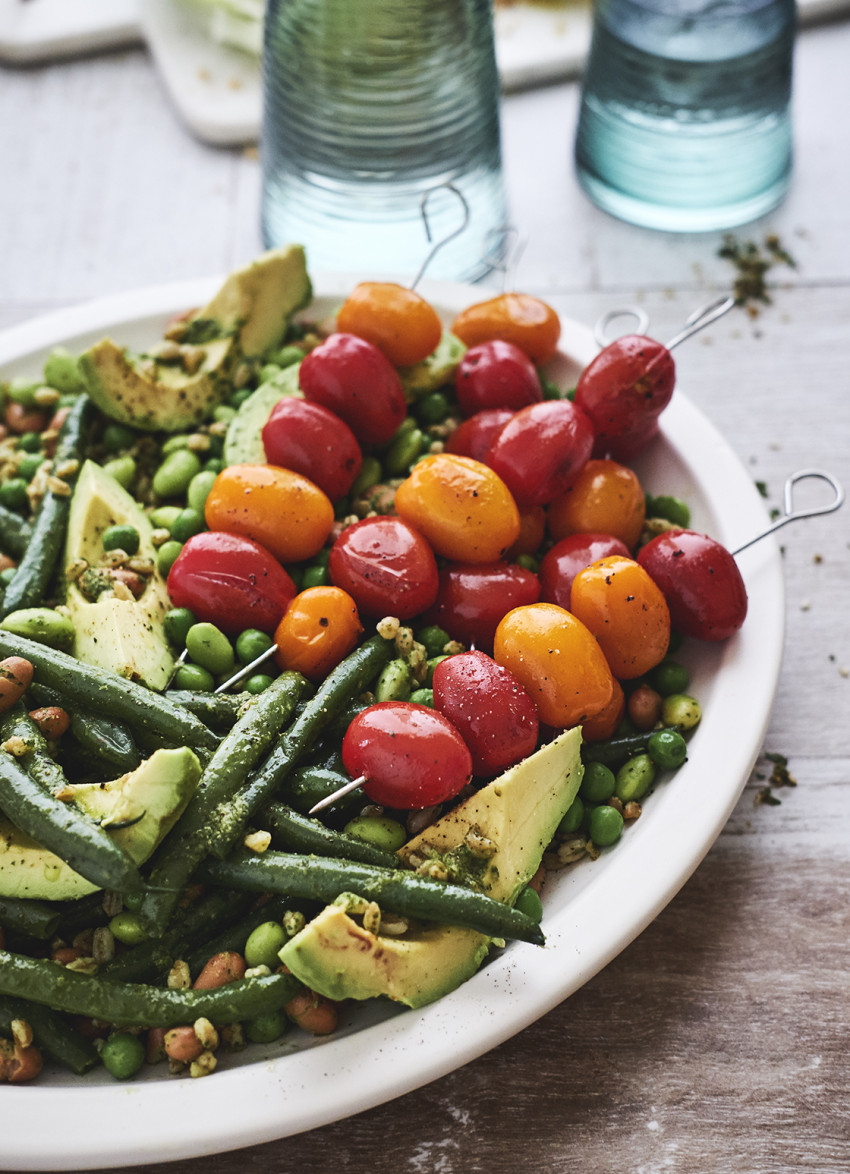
[1,12,849,1173]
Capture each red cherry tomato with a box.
[574,335,675,461]
[485,400,594,507]
[637,530,748,641]
[341,702,472,809]
[432,650,539,777]
[298,333,407,446]
[424,561,540,652]
[454,340,543,418]
[445,409,513,463]
[261,398,362,502]
[328,516,439,620]
[539,532,630,610]
[167,532,296,634]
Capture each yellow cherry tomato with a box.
[336,282,443,368]
[548,459,646,551]
[394,453,520,563]
[273,586,363,681]
[451,293,561,365]
[204,464,334,565]
[493,602,614,729]
[570,555,670,680]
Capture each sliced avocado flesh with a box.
[79,245,311,432]
[399,330,466,399]
[223,361,302,467]
[0,747,201,901]
[65,460,175,690]
[280,728,583,1009]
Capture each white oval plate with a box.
[0,275,784,1171]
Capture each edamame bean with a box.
[349,457,382,500]
[156,540,183,577]
[235,629,274,663]
[102,524,140,556]
[588,805,624,847]
[615,754,656,803]
[108,911,148,946]
[343,814,407,853]
[212,405,236,425]
[0,480,29,511]
[43,348,86,396]
[100,1032,145,1080]
[173,663,215,692]
[244,921,288,969]
[647,729,688,770]
[152,450,202,499]
[661,694,702,731]
[160,435,190,455]
[408,688,434,707]
[385,426,426,476]
[580,761,616,803]
[0,608,75,651]
[416,625,450,658]
[169,508,205,544]
[646,494,691,527]
[557,795,584,836]
[163,607,196,648]
[0,567,17,587]
[7,379,39,408]
[513,885,543,923]
[187,470,219,513]
[102,423,137,453]
[149,505,182,530]
[185,623,235,676]
[425,655,449,686]
[102,456,136,490]
[245,674,275,694]
[415,390,451,425]
[17,432,42,454]
[272,344,305,368]
[375,658,412,701]
[17,454,43,482]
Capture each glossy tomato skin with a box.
[445,409,513,463]
[637,530,748,641]
[570,555,671,680]
[261,398,362,502]
[574,335,674,461]
[328,516,439,620]
[485,400,594,507]
[424,561,540,652]
[336,282,443,368]
[167,532,296,635]
[342,702,472,809]
[539,532,630,610]
[454,340,543,417]
[273,586,362,681]
[547,458,646,550]
[298,333,407,446]
[451,293,561,365]
[432,650,539,776]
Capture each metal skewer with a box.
[308,774,368,816]
[732,469,844,556]
[594,293,736,350]
[214,643,278,693]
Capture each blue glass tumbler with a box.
[261,0,508,282]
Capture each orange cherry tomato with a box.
[493,602,614,729]
[580,677,625,743]
[570,555,671,680]
[548,459,646,551]
[506,504,546,560]
[204,464,334,565]
[273,586,363,681]
[394,453,520,563]
[336,282,443,368]
[450,293,561,365]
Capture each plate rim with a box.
[0,274,785,1171]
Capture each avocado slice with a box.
[79,245,311,432]
[399,330,466,400]
[64,460,174,690]
[0,747,201,901]
[223,361,302,467]
[279,727,583,1009]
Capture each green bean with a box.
[0,701,66,794]
[0,995,99,1074]
[581,729,658,769]
[140,672,310,935]
[1,394,92,617]
[263,802,400,870]
[164,688,249,730]
[0,895,61,940]
[284,764,367,822]
[0,949,301,1027]
[69,711,141,774]
[208,635,394,857]
[0,631,218,754]
[199,850,546,946]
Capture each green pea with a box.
[0,567,16,587]
[17,454,44,482]
[661,693,702,731]
[349,456,383,500]
[152,449,202,499]
[647,729,688,770]
[588,804,624,847]
[515,553,539,573]
[646,494,691,527]
[384,426,426,476]
[173,663,215,692]
[102,456,136,490]
[273,344,305,368]
[186,470,219,513]
[301,564,329,589]
[415,625,449,658]
[244,920,289,969]
[513,885,543,924]
[203,458,225,474]
[156,540,183,577]
[102,524,140,556]
[160,434,190,455]
[212,404,236,426]
[244,673,275,694]
[615,754,657,803]
[101,1032,145,1080]
[425,655,450,686]
[245,1010,288,1045]
[108,911,148,945]
[123,891,144,912]
[185,622,235,676]
[163,607,196,648]
[409,688,434,707]
[344,814,407,853]
[557,795,584,836]
[6,379,39,408]
[102,423,137,453]
[17,431,42,454]
[580,761,616,803]
[375,658,413,702]
[0,479,29,510]
[43,348,86,396]
[415,390,451,425]
[149,505,182,530]
[650,659,690,697]
[236,629,275,664]
[229,388,253,409]
[0,607,75,651]
[169,508,206,544]
[258,363,283,384]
